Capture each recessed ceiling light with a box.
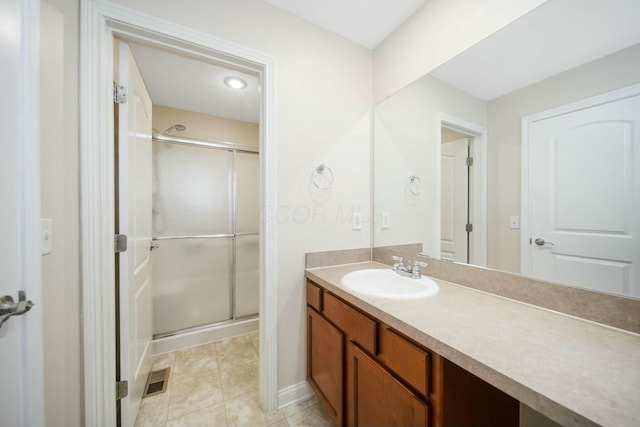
[224,76,247,90]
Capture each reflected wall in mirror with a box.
[373,0,640,298]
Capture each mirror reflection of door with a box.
[524,87,640,297]
[441,127,473,263]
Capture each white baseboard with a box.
[278,381,313,409]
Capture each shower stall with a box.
[150,132,259,352]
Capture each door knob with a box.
[0,291,34,328]
[534,238,554,246]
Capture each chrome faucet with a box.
[391,256,428,279]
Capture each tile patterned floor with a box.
[134,332,334,427]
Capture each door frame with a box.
[435,112,487,266]
[520,83,640,276]
[79,1,278,426]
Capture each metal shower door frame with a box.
[151,134,259,337]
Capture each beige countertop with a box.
[305,261,640,427]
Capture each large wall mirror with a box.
[373,0,640,298]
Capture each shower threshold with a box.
[152,316,258,355]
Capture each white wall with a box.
[372,0,547,103]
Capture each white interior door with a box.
[0,0,44,426]
[524,88,640,297]
[441,137,469,262]
[117,41,153,427]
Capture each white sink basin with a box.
[340,269,439,300]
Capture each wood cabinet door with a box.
[307,307,344,426]
[347,342,428,427]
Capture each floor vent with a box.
[143,368,170,398]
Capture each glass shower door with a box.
[152,141,233,336]
[152,238,232,333]
[234,151,260,318]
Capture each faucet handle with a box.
[391,256,404,271]
[411,260,429,278]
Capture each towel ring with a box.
[312,164,334,190]
[408,175,422,195]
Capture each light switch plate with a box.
[510,216,520,229]
[382,212,390,229]
[41,218,53,255]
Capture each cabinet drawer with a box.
[306,280,323,311]
[378,326,430,397]
[323,292,377,355]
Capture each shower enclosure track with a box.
[152,133,259,154]
[151,132,260,340]
[153,232,258,241]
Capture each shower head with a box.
[162,124,187,135]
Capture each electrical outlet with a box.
[352,212,362,230]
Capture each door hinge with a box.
[113,82,127,104]
[116,380,129,400]
[114,234,128,253]
[466,157,474,167]
[465,223,473,233]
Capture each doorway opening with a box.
[441,128,474,263]
[435,113,487,267]
[80,2,277,426]
[119,38,262,350]
[114,36,264,426]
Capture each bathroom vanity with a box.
[305,261,640,427]
[306,277,517,427]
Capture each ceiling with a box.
[127,1,426,124]
[262,0,427,49]
[129,43,261,124]
[430,0,640,101]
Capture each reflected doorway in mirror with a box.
[521,83,640,298]
[435,113,487,267]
